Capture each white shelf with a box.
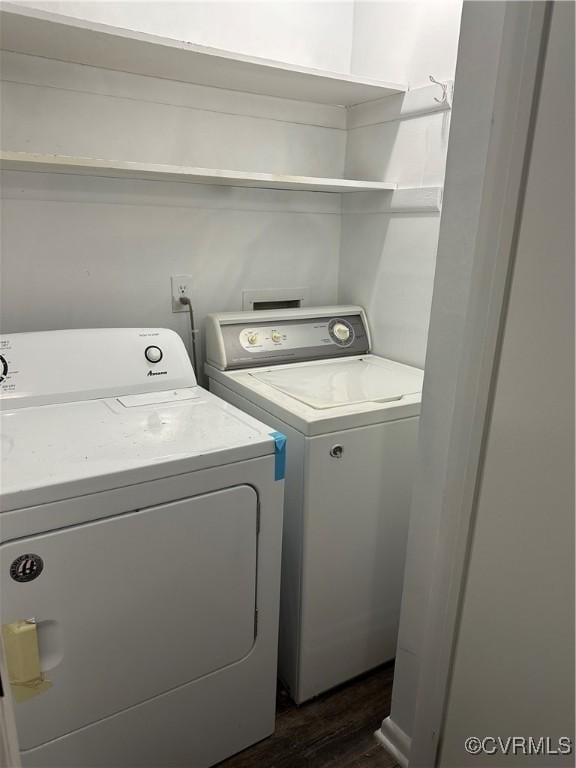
[0,4,406,106]
[0,152,398,193]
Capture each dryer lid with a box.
[0,388,275,512]
[250,357,423,410]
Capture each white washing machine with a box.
[205,306,423,704]
[0,328,285,767]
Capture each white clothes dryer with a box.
[0,328,285,767]
[205,307,423,704]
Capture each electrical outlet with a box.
[171,275,193,312]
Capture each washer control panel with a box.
[238,317,357,354]
[206,307,370,370]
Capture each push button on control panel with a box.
[144,345,163,363]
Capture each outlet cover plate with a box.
[171,275,193,312]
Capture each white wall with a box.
[339,0,461,369]
[0,52,346,176]
[9,0,355,73]
[9,0,461,86]
[439,3,574,763]
[339,208,440,368]
[0,2,462,375]
[351,0,462,87]
[0,173,340,372]
[0,51,342,373]
[339,88,453,368]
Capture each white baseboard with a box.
[374,716,411,768]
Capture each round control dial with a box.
[144,345,163,363]
[271,331,282,343]
[329,318,354,347]
[247,333,259,346]
[0,355,7,383]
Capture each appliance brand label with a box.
[10,554,44,583]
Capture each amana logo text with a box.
[147,370,168,377]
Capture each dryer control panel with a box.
[0,328,196,410]
[205,306,371,370]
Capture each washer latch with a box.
[330,445,344,459]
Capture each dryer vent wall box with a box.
[242,288,308,312]
[204,307,424,704]
[0,328,284,768]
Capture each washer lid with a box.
[250,357,423,410]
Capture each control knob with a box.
[332,322,351,342]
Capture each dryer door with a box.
[1,485,258,751]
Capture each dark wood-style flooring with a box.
[219,663,400,768]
